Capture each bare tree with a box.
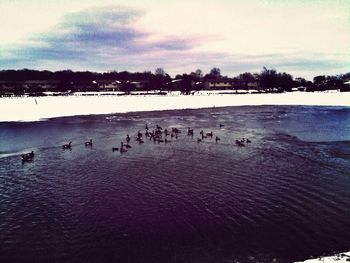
[155,68,166,77]
[209,67,221,79]
[195,69,203,79]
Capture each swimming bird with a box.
[85,139,92,146]
[22,151,34,162]
[112,147,119,152]
[246,139,251,143]
[206,132,213,138]
[215,136,220,143]
[126,134,130,143]
[125,143,132,148]
[164,129,170,136]
[219,124,224,128]
[25,151,34,157]
[62,142,72,150]
[187,128,194,136]
[172,127,180,134]
[235,140,245,147]
[197,138,202,143]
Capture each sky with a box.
[0,0,349,80]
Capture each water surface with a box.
[0,106,349,263]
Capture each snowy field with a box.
[1,91,350,122]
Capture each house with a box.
[231,79,247,90]
[130,80,148,90]
[204,79,233,90]
[97,80,122,91]
[341,80,350,92]
[70,80,98,92]
[247,81,260,90]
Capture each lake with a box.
[0,105,349,263]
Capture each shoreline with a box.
[295,251,350,263]
[1,91,350,122]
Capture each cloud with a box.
[0,6,201,70]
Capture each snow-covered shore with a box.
[1,91,350,122]
[295,251,350,263]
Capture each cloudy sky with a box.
[0,0,349,79]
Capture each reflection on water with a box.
[0,106,349,263]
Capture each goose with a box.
[125,143,132,148]
[120,147,127,153]
[172,127,180,134]
[22,151,34,162]
[62,142,72,150]
[235,140,245,147]
[22,155,33,162]
[206,132,213,138]
[24,151,34,158]
[85,139,92,146]
[187,128,194,136]
[246,139,251,143]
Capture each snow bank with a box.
[295,251,350,262]
[1,91,350,122]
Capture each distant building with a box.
[130,80,148,90]
[341,80,350,92]
[0,80,59,94]
[204,79,260,91]
[70,81,97,92]
[23,80,59,91]
[204,79,232,90]
[97,80,122,91]
[246,81,260,90]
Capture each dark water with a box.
[0,105,349,263]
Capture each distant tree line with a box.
[0,67,349,95]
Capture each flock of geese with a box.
[21,123,252,162]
